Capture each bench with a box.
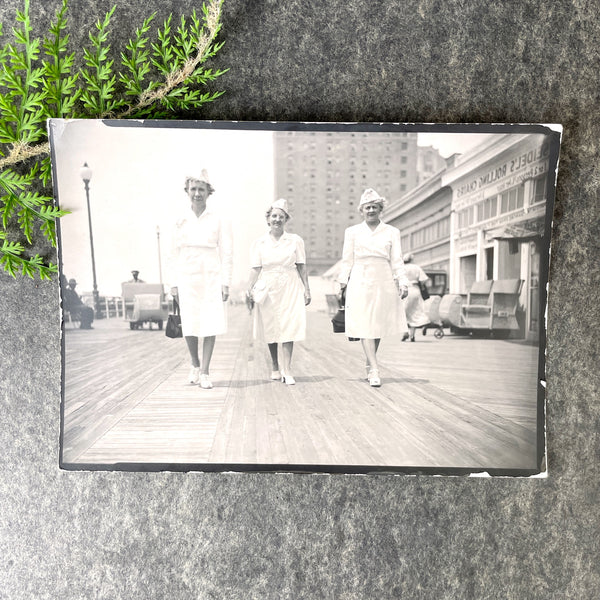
[64,309,81,329]
[489,279,523,331]
[461,279,523,331]
[460,280,493,329]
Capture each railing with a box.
[101,296,124,319]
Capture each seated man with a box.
[61,275,94,329]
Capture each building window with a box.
[458,207,474,229]
[476,195,498,222]
[401,156,407,164]
[438,216,450,237]
[500,184,525,214]
[401,142,407,150]
[400,184,406,192]
[532,175,546,204]
[400,170,406,178]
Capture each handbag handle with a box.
[338,286,346,309]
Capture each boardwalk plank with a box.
[63,307,541,469]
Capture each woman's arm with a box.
[390,227,409,298]
[166,219,183,289]
[247,266,262,296]
[336,227,355,291]
[296,263,312,305]
[218,217,234,301]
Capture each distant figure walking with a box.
[61,275,94,329]
[337,188,409,387]
[170,170,233,390]
[403,254,430,342]
[247,199,311,385]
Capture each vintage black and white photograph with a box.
[50,120,559,475]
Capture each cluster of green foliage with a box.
[0,0,227,279]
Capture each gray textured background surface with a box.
[1,1,599,598]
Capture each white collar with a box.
[361,220,384,233]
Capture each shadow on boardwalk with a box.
[62,305,540,471]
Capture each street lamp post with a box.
[80,162,101,318]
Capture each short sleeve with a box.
[294,235,306,264]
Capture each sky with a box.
[52,121,495,297]
[417,132,494,157]
[54,121,274,296]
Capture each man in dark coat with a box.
[61,275,94,329]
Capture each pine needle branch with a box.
[0,0,228,279]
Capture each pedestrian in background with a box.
[403,254,430,342]
[337,188,409,387]
[170,170,233,390]
[247,199,311,385]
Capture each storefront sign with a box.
[454,142,550,200]
[496,160,547,192]
[453,233,477,254]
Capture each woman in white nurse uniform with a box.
[247,199,311,385]
[171,171,232,390]
[403,253,430,342]
[337,188,409,387]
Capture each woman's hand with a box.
[222,286,230,302]
[304,290,312,306]
[337,283,347,302]
[395,279,408,299]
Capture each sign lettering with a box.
[454,141,550,199]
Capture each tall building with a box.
[274,130,419,274]
[386,156,458,290]
[416,145,448,186]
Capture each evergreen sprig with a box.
[0,0,227,280]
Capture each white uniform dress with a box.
[171,207,233,337]
[337,221,408,339]
[250,232,306,343]
[404,263,430,327]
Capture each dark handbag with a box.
[331,288,346,333]
[165,297,183,338]
[419,280,430,301]
[331,308,345,333]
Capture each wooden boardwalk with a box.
[62,305,540,470]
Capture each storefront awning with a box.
[487,217,545,241]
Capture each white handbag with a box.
[251,280,268,304]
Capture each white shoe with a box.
[368,370,381,387]
[271,370,281,380]
[188,366,200,384]
[282,373,296,385]
[200,374,213,389]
